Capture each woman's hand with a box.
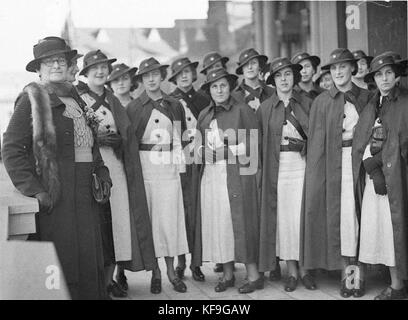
[97,133,122,148]
[35,191,53,214]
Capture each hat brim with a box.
[266,63,303,86]
[296,55,321,69]
[200,57,229,74]
[200,74,238,92]
[26,48,78,72]
[364,62,404,83]
[168,61,199,83]
[236,55,268,75]
[79,58,117,76]
[106,67,138,83]
[134,64,169,82]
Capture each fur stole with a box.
[24,82,61,205]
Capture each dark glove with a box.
[97,133,122,148]
[35,191,53,214]
[363,156,387,195]
[287,137,307,156]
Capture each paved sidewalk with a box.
[116,258,390,300]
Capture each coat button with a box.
[342,128,346,133]
[387,162,392,168]
[187,117,191,121]
[343,114,346,118]
[232,194,237,198]
[155,119,159,123]
[378,119,382,124]
[65,131,70,135]
[283,120,288,125]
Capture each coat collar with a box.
[236,79,267,93]
[293,82,321,95]
[328,81,360,99]
[173,87,196,99]
[270,89,302,108]
[209,96,235,111]
[139,90,173,106]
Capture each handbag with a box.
[91,173,111,204]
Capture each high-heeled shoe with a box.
[214,276,235,292]
[191,266,205,282]
[170,277,187,293]
[238,277,264,294]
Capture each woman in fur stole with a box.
[1,37,112,299]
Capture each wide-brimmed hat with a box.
[352,50,373,66]
[364,54,404,83]
[321,48,358,75]
[200,52,229,75]
[26,37,78,72]
[235,48,268,75]
[266,57,303,86]
[134,57,169,82]
[79,49,117,76]
[200,67,238,92]
[315,69,331,85]
[380,51,407,76]
[291,52,321,70]
[168,57,199,83]
[106,63,137,83]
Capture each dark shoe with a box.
[175,265,186,279]
[374,286,408,300]
[340,279,353,298]
[107,280,127,298]
[214,276,235,293]
[238,277,264,294]
[171,277,187,293]
[116,271,128,291]
[284,276,298,292]
[191,266,205,282]
[301,274,317,290]
[353,279,365,298]
[150,277,162,294]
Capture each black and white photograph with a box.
[0,0,407,307]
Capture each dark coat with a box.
[257,90,311,272]
[232,80,275,106]
[169,87,210,256]
[77,85,157,271]
[191,95,261,266]
[169,87,211,120]
[126,90,187,252]
[352,87,408,280]
[300,83,372,270]
[1,84,110,299]
[293,82,324,101]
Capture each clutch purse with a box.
[92,173,111,204]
